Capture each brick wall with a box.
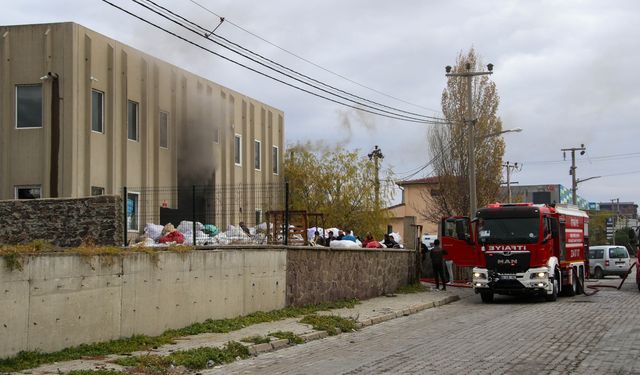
[0,196,123,247]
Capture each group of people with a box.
[310,230,401,249]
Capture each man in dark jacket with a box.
[430,239,447,291]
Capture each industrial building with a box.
[0,22,285,232]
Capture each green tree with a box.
[284,144,394,238]
[423,48,504,221]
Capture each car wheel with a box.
[480,291,494,303]
[545,274,558,302]
[594,267,604,279]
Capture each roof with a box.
[396,177,439,186]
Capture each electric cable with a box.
[100,0,446,124]
[125,0,449,124]
[188,0,442,114]
[140,0,441,121]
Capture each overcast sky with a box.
[3,0,639,211]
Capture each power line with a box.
[100,0,447,124]
[136,0,443,122]
[188,0,442,114]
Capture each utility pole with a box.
[561,144,586,205]
[611,198,619,245]
[502,161,521,203]
[368,145,384,209]
[446,62,494,217]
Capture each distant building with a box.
[387,177,439,240]
[500,184,590,210]
[596,202,638,219]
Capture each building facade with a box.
[0,22,285,232]
[502,184,590,210]
[387,177,439,240]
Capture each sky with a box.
[2,0,639,211]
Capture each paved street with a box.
[206,274,640,375]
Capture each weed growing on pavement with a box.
[269,331,304,344]
[299,314,357,336]
[114,341,250,371]
[395,283,429,294]
[240,335,271,344]
[0,299,358,373]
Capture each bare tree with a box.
[420,48,505,222]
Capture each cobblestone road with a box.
[205,274,640,374]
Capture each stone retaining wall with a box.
[0,196,122,247]
[286,247,416,306]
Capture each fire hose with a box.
[578,262,637,296]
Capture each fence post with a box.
[123,186,128,247]
[284,182,289,246]
[192,185,196,247]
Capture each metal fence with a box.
[122,183,295,246]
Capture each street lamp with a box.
[483,127,523,139]
[446,63,494,217]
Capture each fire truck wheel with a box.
[567,271,577,297]
[545,276,558,302]
[594,268,604,279]
[577,270,585,295]
[480,291,494,303]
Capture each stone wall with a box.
[0,195,122,247]
[286,247,416,306]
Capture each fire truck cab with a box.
[441,203,589,303]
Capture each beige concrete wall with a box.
[387,183,439,239]
[0,22,285,201]
[0,249,287,358]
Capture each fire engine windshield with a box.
[478,218,539,244]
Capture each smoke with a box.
[178,85,222,186]
[336,108,377,146]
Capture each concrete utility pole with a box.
[445,62,493,217]
[368,145,384,209]
[611,198,620,245]
[502,161,521,203]
[561,144,586,205]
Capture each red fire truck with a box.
[441,202,589,302]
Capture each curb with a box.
[245,294,460,355]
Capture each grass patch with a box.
[395,283,429,294]
[66,370,126,375]
[299,314,357,336]
[114,341,249,371]
[240,335,271,344]
[0,299,358,373]
[269,331,304,345]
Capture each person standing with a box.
[430,239,447,291]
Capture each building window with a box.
[213,127,219,143]
[234,134,242,166]
[91,90,104,133]
[127,100,139,141]
[127,192,140,231]
[15,185,41,199]
[272,146,279,175]
[254,140,261,170]
[16,84,43,128]
[91,186,105,196]
[159,111,169,149]
[255,209,262,225]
